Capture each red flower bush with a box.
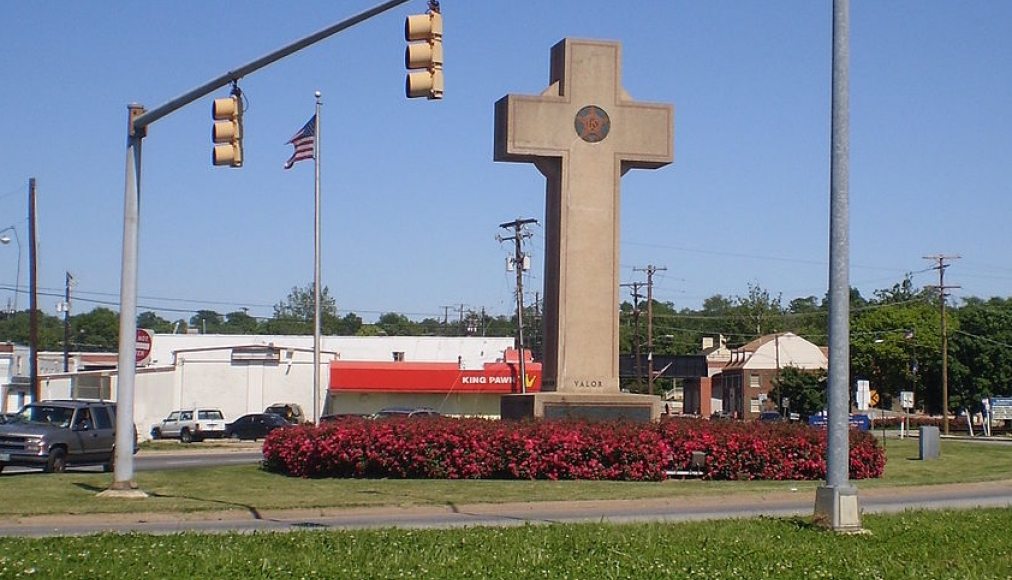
[261,417,885,481]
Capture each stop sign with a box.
[136,328,153,365]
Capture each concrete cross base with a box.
[813,485,864,533]
[501,392,661,423]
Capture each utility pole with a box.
[532,292,542,362]
[441,305,452,334]
[621,281,645,386]
[634,265,666,395]
[28,178,39,403]
[924,254,960,435]
[498,217,537,394]
[60,272,74,372]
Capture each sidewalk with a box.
[3,479,1011,537]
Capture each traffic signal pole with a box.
[106,0,412,495]
[130,0,412,133]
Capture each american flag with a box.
[283,115,316,169]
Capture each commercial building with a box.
[3,334,518,439]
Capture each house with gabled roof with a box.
[711,332,827,420]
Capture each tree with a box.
[732,283,784,341]
[323,312,363,336]
[873,276,917,304]
[73,308,120,351]
[0,309,63,350]
[769,366,827,419]
[850,293,939,412]
[137,311,173,333]
[950,297,1012,411]
[376,312,417,336]
[274,283,337,320]
[190,310,224,334]
[222,310,259,334]
[786,295,827,346]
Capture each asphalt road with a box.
[2,448,264,475]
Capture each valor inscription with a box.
[574,105,610,143]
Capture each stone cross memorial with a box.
[494,38,674,421]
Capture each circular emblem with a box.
[574,105,610,143]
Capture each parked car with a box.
[224,413,289,441]
[150,408,226,443]
[319,413,370,423]
[758,411,785,423]
[0,399,135,473]
[371,406,441,419]
[264,403,305,425]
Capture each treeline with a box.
[622,279,1012,416]
[0,284,520,352]
[2,279,1010,415]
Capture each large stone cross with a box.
[494,38,673,395]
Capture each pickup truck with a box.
[0,399,134,473]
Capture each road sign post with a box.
[900,390,914,438]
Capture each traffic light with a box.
[212,93,243,167]
[404,9,443,99]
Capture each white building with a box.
[4,334,515,439]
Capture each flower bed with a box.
[262,417,885,481]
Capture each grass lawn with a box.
[1,438,1010,518]
[0,508,1009,578]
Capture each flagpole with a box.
[313,91,322,425]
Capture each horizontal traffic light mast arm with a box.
[131,0,411,133]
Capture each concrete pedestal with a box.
[813,485,863,532]
[501,392,661,422]
[919,426,940,460]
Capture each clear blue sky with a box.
[2,1,1011,324]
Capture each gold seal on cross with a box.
[574,105,610,143]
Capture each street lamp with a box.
[0,226,21,313]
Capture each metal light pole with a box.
[0,226,21,314]
[312,92,322,425]
[814,0,862,532]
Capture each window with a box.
[93,406,113,430]
[73,375,112,400]
[74,408,95,430]
[180,411,193,421]
[392,352,405,362]
[198,410,224,420]
[749,374,760,388]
